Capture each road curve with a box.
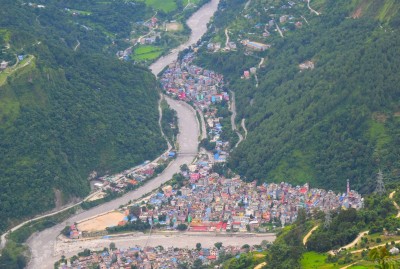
[303,225,319,245]
[25,1,220,268]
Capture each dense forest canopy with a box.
[196,0,400,193]
[0,0,166,232]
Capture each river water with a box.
[25,1,222,268]
[150,0,220,76]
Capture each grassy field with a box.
[132,45,163,61]
[301,252,344,269]
[0,55,35,86]
[0,29,11,43]
[66,9,92,15]
[139,0,177,12]
[301,251,379,269]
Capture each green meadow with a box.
[139,0,177,12]
[132,45,163,61]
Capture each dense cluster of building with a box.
[93,152,174,193]
[134,154,363,231]
[161,52,227,107]
[160,52,231,160]
[57,244,258,269]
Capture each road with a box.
[244,0,252,10]
[307,0,320,16]
[276,23,284,38]
[328,191,400,256]
[303,225,319,245]
[54,233,276,258]
[196,107,208,140]
[229,91,244,148]
[389,191,400,218]
[241,118,248,140]
[225,28,230,48]
[25,1,220,268]
[73,39,80,52]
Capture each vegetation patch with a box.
[132,45,163,61]
[138,0,177,12]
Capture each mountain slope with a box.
[0,1,165,232]
[196,0,400,192]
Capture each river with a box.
[25,1,220,268]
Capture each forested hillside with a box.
[196,0,400,192]
[0,0,165,232]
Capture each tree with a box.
[296,208,307,225]
[177,223,187,231]
[180,164,189,172]
[369,246,399,269]
[214,242,223,250]
[129,205,141,217]
[192,259,204,269]
[61,225,71,237]
[196,242,202,251]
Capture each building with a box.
[0,61,8,70]
[299,60,315,70]
[242,40,271,51]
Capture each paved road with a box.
[55,233,276,258]
[25,1,220,268]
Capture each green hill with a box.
[0,0,165,232]
[196,0,400,192]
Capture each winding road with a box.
[307,0,320,16]
[328,191,400,256]
[230,91,244,148]
[23,1,220,268]
[303,225,319,245]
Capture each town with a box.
[71,50,363,240]
[66,51,363,244]
[56,242,269,269]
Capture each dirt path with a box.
[258,57,264,68]
[303,225,319,245]
[230,91,244,148]
[244,0,252,10]
[276,23,284,38]
[389,191,400,218]
[73,39,80,52]
[241,118,248,140]
[340,262,357,269]
[351,238,400,254]
[183,0,191,10]
[328,230,369,255]
[307,0,320,16]
[225,28,230,48]
[254,262,267,269]
[329,191,400,256]
[301,15,310,25]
